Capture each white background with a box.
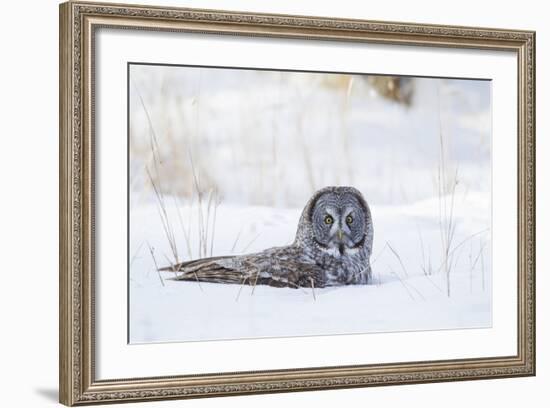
[0,0,546,407]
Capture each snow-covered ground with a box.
[129,192,491,343]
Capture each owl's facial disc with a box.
[311,196,366,257]
[328,210,356,255]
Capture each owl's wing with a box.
[159,255,247,285]
[159,247,326,289]
[258,258,326,289]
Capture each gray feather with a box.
[160,186,373,288]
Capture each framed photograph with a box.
[59,1,536,405]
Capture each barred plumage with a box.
[160,186,374,288]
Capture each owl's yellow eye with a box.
[346,215,353,224]
[324,215,334,225]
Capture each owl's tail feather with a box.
[159,256,247,285]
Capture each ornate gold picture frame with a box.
[59,1,535,405]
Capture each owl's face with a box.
[309,189,369,257]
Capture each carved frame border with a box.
[59,1,535,405]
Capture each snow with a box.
[130,275,490,344]
[129,194,491,344]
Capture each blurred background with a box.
[129,65,491,209]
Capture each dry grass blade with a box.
[235,275,249,302]
[472,242,487,268]
[188,151,207,259]
[161,253,180,278]
[387,241,409,277]
[147,242,165,287]
[296,112,316,193]
[251,267,261,295]
[130,242,144,269]
[469,238,487,292]
[241,233,261,253]
[481,245,486,291]
[133,78,188,271]
[423,274,444,293]
[387,242,426,300]
[416,224,433,276]
[210,192,221,257]
[230,228,244,254]
[146,167,179,264]
[449,229,489,259]
[389,268,415,301]
[435,87,457,297]
[371,242,389,266]
[130,78,163,177]
[173,195,193,260]
[310,277,317,301]
[203,188,215,257]
[431,229,489,277]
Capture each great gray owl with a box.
[160,186,373,288]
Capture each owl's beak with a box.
[337,229,344,241]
